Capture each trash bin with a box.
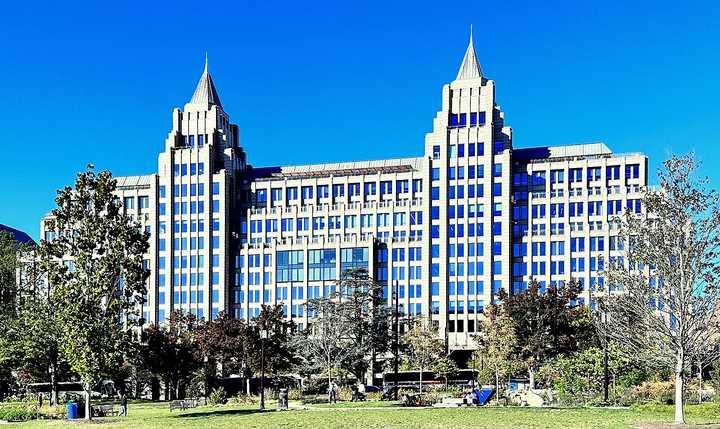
[66,402,78,420]
[277,388,288,410]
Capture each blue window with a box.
[431,225,440,238]
[212,182,220,195]
[212,200,220,213]
[493,163,502,177]
[493,222,502,235]
[493,183,502,196]
[431,206,440,220]
[432,168,440,181]
[431,187,440,200]
[158,203,166,216]
[158,186,166,198]
[212,236,220,249]
[494,141,504,154]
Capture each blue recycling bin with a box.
[66,402,78,420]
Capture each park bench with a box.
[169,400,187,411]
[92,404,118,417]
[169,399,199,411]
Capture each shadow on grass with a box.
[170,408,268,419]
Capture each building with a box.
[41,33,647,350]
[1,224,36,246]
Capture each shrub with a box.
[39,404,66,420]
[229,393,258,405]
[366,392,382,401]
[288,388,304,401]
[0,402,39,422]
[628,381,674,405]
[337,385,353,402]
[207,387,227,406]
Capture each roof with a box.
[513,143,614,163]
[0,224,36,245]
[115,175,154,190]
[456,29,483,81]
[247,157,424,181]
[189,57,223,109]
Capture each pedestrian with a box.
[119,393,128,417]
[328,380,338,403]
[37,392,43,408]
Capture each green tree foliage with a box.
[139,311,201,400]
[39,165,150,418]
[402,319,444,394]
[498,278,595,388]
[472,304,520,402]
[336,269,391,381]
[537,345,637,405]
[248,304,297,376]
[296,269,390,384]
[601,154,720,424]
[432,356,459,390]
[295,295,355,385]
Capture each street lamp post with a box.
[260,329,268,411]
[393,280,399,400]
[602,287,610,404]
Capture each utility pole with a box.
[260,329,268,411]
[393,280,399,400]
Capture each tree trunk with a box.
[495,370,500,406]
[151,377,160,401]
[674,354,685,424]
[698,361,703,404]
[84,387,91,420]
[529,367,535,390]
[49,361,58,406]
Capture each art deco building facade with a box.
[42,35,647,350]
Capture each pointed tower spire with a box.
[455,26,483,81]
[189,54,223,109]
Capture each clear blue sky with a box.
[2,0,719,239]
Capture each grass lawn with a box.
[11,401,720,429]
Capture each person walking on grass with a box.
[119,393,128,417]
[328,380,338,404]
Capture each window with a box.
[364,182,376,196]
[380,181,392,195]
[301,186,313,200]
[317,185,329,198]
[276,250,304,282]
[123,197,135,210]
[308,249,337,281]
[348,183,360,197]
[340,247,369,272]
[286,187,298,201]
[493,163,502,177]
[332,184,345,198]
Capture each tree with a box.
[139,311,201,400]
[39,165,150,419]
[249,304,297,376]
[600,154,720,424]
[498,278,595,389]
[432,356,459,390]
[473,304,519,403]
[195,312,248,398]
[402,319,444,394]
[336,269,391,382]
[296,297,355,388]
[0,231,28,400]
